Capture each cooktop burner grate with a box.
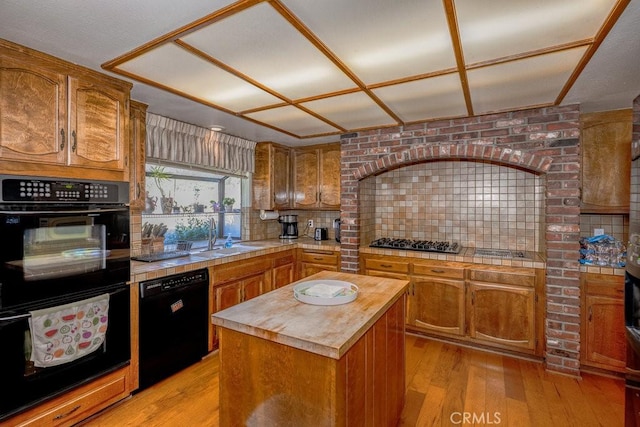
[369,238,461,254]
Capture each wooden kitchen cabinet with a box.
[4,366,130,427]
[272,250,296,288]
[0,39,131,181]
[299,248,340,278]
[292,143,340,209]
[210,255,278,349]
[252,142,291,210]
[361,254,545,357]
[361,255,410,280]
[408,261,466,337]
[467,266,543,355]
[581,273,626,372]
[581,109,632,213]
[128,100,147,212]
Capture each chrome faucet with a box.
[208,217,217,250]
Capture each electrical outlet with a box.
[307,219,314,229]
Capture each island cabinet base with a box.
[218,296,406,427]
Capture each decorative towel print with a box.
[28,293,109,368]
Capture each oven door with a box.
[0,282,130,422]
[0,205,130,311]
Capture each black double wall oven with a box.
[0,175,130,422]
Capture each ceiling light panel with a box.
[468,47,588,114]
[282,0,457,84]
[116,43,281,111]
[372,74,468,122]
[301,92,397,130]
[180,2,356,101]
[245,106,340,137]
[456,0,618,64]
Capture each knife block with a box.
[142,237,165,254]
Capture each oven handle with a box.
[0,207,129,215]
[0,286,128,322]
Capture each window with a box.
[142,161,244,251]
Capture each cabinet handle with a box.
[431,269,445,274]
[380,264,393,268]
[136,183,141,199]
[71,130,77,152]
[313,257,323,261]
[588,306,592,322]
[59,128,65,150]
[53,405,81,420]
[471,291,475,305]
[125,155,129,167]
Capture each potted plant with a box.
[193,186,205,213]
[223,197,236,212]
[150,166,173,214]
[210,200,220,212]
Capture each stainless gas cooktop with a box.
[369,238,461,254]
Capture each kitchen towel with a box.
[28,293,110,368]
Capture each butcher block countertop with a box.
[211,270,409,359]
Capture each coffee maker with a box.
[278,214,298,239]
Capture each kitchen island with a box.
[211,270,409,426]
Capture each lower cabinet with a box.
[272,251,296,289]
[409,276,465,337]
[299,248,340,278]
[361,254,545,357]
[210,250,297,349]
[6,366,130,427]
[581,273,625,372]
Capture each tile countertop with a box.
[130,237,557,283]
[211,270,409,359]
[131,237,339,283]
[359,246,547,269]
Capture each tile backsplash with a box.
[360,160,545,252]
[579,214,628,243]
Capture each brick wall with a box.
[339,104,582,375]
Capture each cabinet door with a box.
[129,100,147,211]
[301,263,339,278]
[408,277,465,336]
[585,295,625,370]
[68,76,128,171]
[0,54,67,164]
[273,262,295,289]
[581,109,631,213]
[273,145,291,209]
[319,145,340,208]
[293,149,319,208]
[215,282,243,312]
[242,273,266,302]
[468,281,535,351]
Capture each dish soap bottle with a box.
[224,235,233,248]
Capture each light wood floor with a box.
[82,334,624,426]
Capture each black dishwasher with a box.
[138,268,209,390]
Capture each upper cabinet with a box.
[252,142,291,210]
[581,109,632,213]
[292,143,340,210]
[129,100,147,212]
[0,39,131,181]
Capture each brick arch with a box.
[353,143,554,180]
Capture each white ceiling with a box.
[1,0,639,147]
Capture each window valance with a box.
[146,113,256,174]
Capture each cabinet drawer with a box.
[583,273,623,298]
[301,251,338,266]
[364,258,409,274]
[412,262,465,279]
[12,366,129,427]
[213,257,271,284]
[468,268,535,287]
